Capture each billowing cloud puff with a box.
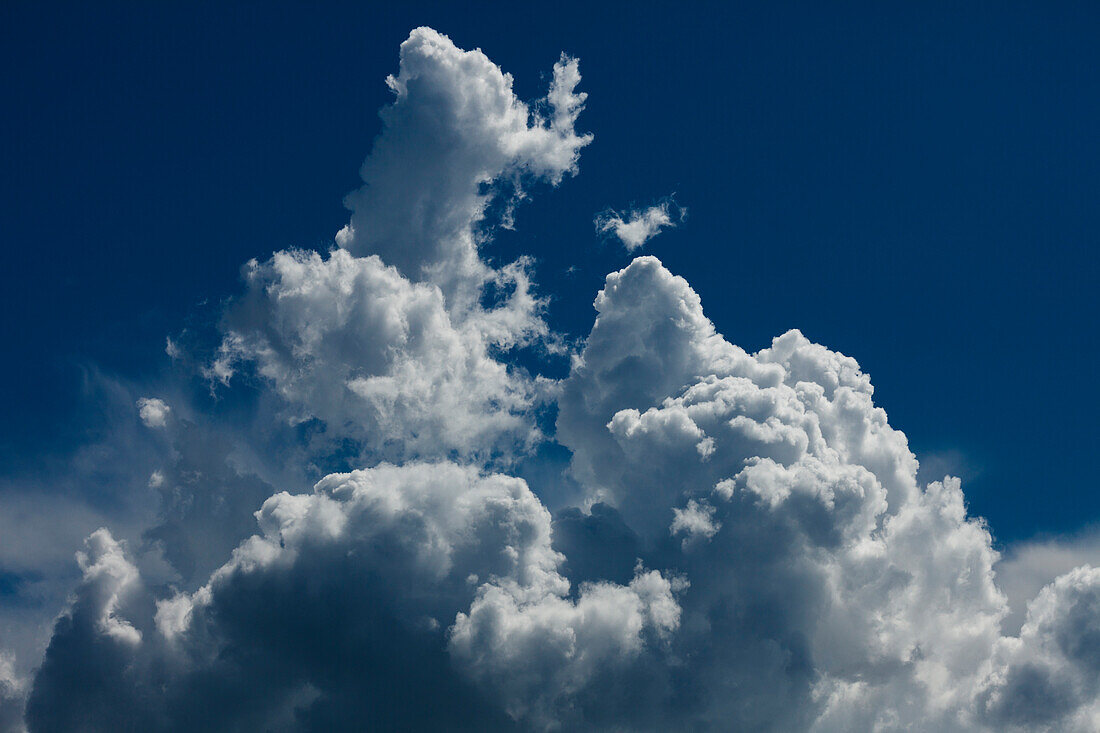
[26,464,678,731]
[996,530,1100,635]
[556,255,1097,730]
[594,199,683,251]
[0,653,25,733]
[210,249,549,465]
[136,397,171,428]
[23,531,145,731]
[206,27,586,467]
[29,251,1100,731]
[336,27,590,303]
[979,565,1100,730]
[15,25,1100,733]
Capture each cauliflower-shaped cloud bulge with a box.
[556,255,1100,731]
[208,27,589,468]
[28,252,1100,732]
[27,464,678,731]
[16,26,1100,733]
[979,565,1100,730]
[335,27,590,304]
[211,249,549,465]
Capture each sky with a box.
[1,3,1100,731]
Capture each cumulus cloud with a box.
[0,378,172,693]
[335,27,590,303]
[979,566,1100,730]
[15,25,1100,733]
[0,653,25,733]
[997,529,1100,634]
[207,27,587,467]
[209,249,549,466]
[31,249,1100,731]
[136,397,170,428]
[556,255,1098,730]
[23,531,147,731]
[27,464,678,730]
[594,198,683,251]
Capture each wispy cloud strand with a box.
[595,198,684,250]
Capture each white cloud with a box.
[670,499,720,545]
[73,530,142,646]
[556,254,1094,730]
[978,565,1100,731]
[595,198,683,251]
[40,251,1100,731]
[210,248,550,465]
[335,27,590,305]
[996,529,1100,634]
[450,566,680,726]
[136,397,170,428]
[16,25,1100,733]
[207,27,590,467]
[0,370,188,715]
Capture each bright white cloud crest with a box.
[12,27,1100,733]
[335,27,590,306]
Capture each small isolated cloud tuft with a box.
[595,197,685,251]
[136,398,170,428]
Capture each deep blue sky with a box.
[2,2,1097,544]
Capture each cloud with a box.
[594,198,683,251]
[556,255,1099,730]
[335,27,590,303]
[0,401,166,695]
[206,27,588,468]
[31,250,1100,731]
[23,531,149,732]
[670,499,720,545]
[26,464,679,730]
[209,249,550,466]
[556,257,986,728]
[996,529,1100,634]
[140,420,278,586]
[0,653,25,733]
[14,25,1100,733]
[136,397,170,428]
[978,565,1100,730]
